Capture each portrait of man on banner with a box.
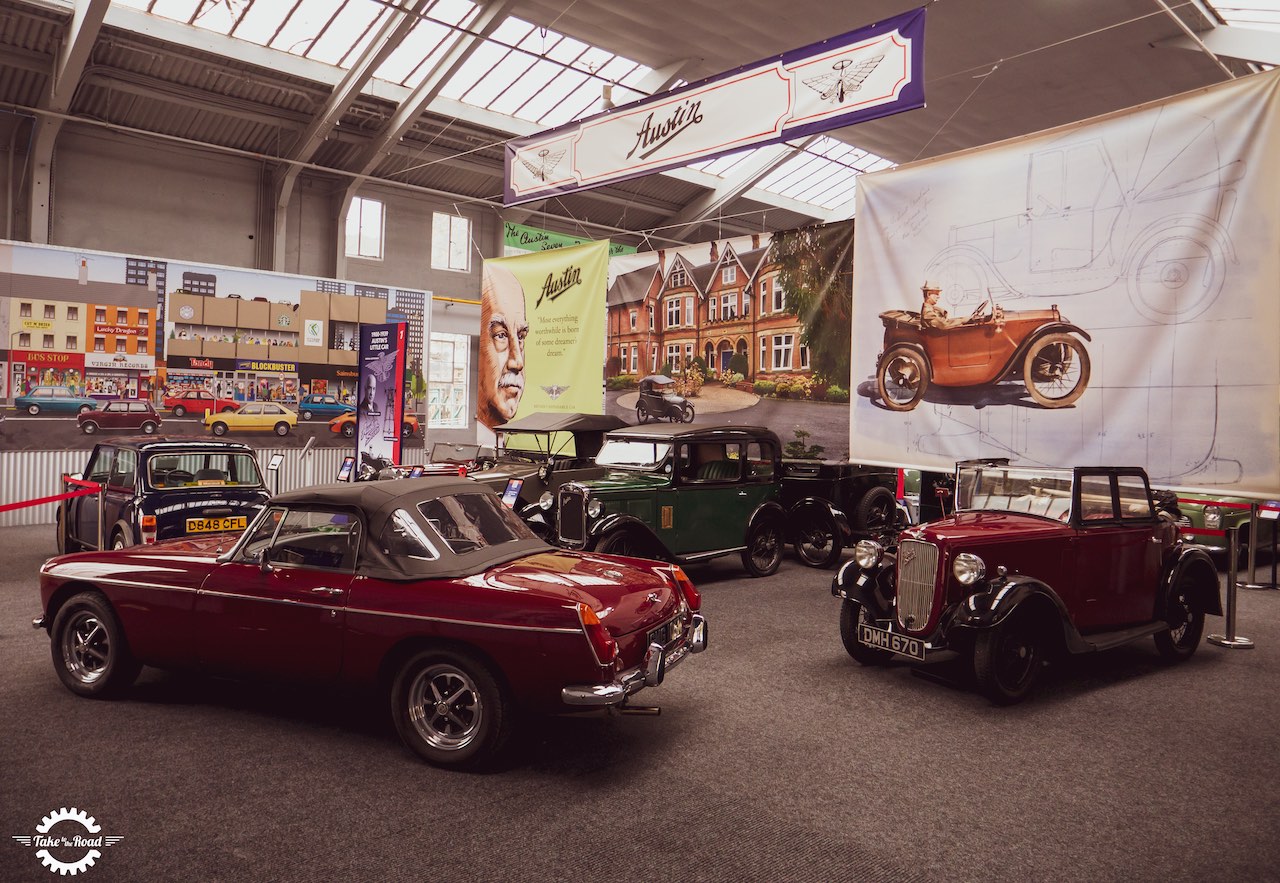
[478,240,609,433]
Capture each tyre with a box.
[401,422,413,439]
[141,421,157,435]
[78,404,94,414]
[50,591,141,698]
[741,517,783,577]
[1154,571,1206,661]
[390,648,512,769]
[876,347,929,411]
[973,609,1046,705]
[794,507,842,568]
[81,421,98,435]
[1127,232,1224,324]
[839,600,893,665]
[27,404,40,416]
[1023,333,1090,408]
[211,422,228,436]
[274,422,290,436]
[111,524,134,550]
[341,423,355,438]
[636,402,648,424]
[301,409,314,421]
[220,406,237,413]
[56,506,69,555]
[852,486,897,533]
[172,405,187,417]
[680,402,695,423]
[596,530,653,560]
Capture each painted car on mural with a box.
[56,438,270,552]
[205,401,297,436]
[875,296,1091,411]
[78,399,163,435]
[922,115,1243,324]
[14,386,99,416]
[328,411,420,439]
[35,478,708,769]
[831,460,1221,704]
[297,393,355,421]
[163,389,240,417]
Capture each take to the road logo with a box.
[11,807,123,876]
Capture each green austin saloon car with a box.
[553,424,788,577]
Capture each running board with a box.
[1077,621,1167,654]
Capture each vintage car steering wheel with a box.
[967,294,994,323]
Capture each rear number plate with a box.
[186,516,247,534]
[858,623,924,661]
[648,617,683,647]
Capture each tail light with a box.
[140,514,157,544]
[669,565,701,612]
[458,465,468,478]
[576,602,617,667]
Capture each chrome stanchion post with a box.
[1239,501,1278,591]
[1209,526,1254,649]
[96,482,105,552]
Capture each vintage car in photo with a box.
[328,411,421,439]
[552,424,789,577]
[14,385,100,415]
[163,389,240,417]
[468,412,628,536]
[297,393,355,421]
[56,438,270,551]
[781,460,902,568]
[875,297,1091,411]
[635,374,694,423]
[78,399,163,435]
[832,460,1221,704]
[205,401,297,436]
[35,478,708,769]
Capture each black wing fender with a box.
[951,574,1092,653]
[1160,545,1223,618]
[588,513,674,561]
[788,497,851,543]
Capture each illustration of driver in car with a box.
[920,281,1003,329]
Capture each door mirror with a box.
[259,548,272,574]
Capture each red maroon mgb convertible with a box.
[35,478,707,768]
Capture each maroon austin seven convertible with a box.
[35,478,708,768]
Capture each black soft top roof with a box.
[606,423,780,445]
[499,412,629,434]
[269,478,549,580]
[104,437,256,454]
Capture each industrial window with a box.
[427,332,469,429]
[431,212,471,272]
[346,196,385,261]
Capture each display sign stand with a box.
[1209,526,1255,650]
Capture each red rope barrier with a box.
[0,484,101,514]
[1178,497,1253,510]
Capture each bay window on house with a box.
[666,298,682,328]
[772,334,794,370]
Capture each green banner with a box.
[502,222,637,257]
[478,240,609,429]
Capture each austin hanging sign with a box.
[504,7,926,205]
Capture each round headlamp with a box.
[1203,506,1221,529]
[853,539,883,570]
[952,552,986,586]
[586,498,604,518]
[538,491,554,510]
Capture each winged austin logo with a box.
[802,55,884,104]
[519,148,566,182]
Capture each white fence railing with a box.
[0,446,348,528]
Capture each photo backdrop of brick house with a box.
[606,227,838,381]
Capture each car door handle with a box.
[738,491,748,496]
[311,587,344,596]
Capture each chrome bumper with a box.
[562,613,708,707]
[32,614,47,630]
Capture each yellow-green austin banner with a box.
[478,240,608,430]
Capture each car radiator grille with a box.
[896,539,939,633]
[558,486,586,545]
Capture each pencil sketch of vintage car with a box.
[875,297,1091,411]
[923,110,1242,324]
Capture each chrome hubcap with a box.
[407,665,482,751]
[62,612,109,683]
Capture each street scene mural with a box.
[850,69,1280,495]
[0,239,430,452]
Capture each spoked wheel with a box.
[390,649,512,769]
[794,507,842,568]
[853,486,896,533]
[741,518,783,577]
[877,347,929,411]
[636,402,648,424]
[973,610,1046,705]
[680,402,695,423]
[1023,333,1090,408]
[50,591,141,698]
[1154,572,1206,661]
[839,600,893,666]
[342,422,355,438]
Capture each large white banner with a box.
[851,69,1280,496]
